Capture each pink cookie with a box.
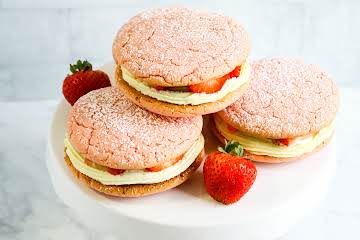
[67,87,203,170]
[217,58,339,139]
[112,7,250,86]
[112,7,251,117]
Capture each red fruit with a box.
[227,124,238,133]
[189,76,227,93]
[188,65,241,93]
[146,154,184,172]
[154,86,166,91]
[107,168,125,176]
[229,66,241,78]
[62,60,111,105]
[203,141,257,205]
[273,138,293,146]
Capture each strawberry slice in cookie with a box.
[272,138,293,146]
[188,76,227,94]
[62,60,111,105]
[189,66,242,94]
[146,154,184,172]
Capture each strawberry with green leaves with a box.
[62,60,111,105]
[203,140,257,205]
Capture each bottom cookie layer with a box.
[64,149,205,197]
[209,118,333,163]
[115,66,249,117]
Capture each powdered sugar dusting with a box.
[67,87,203,169]
[112,7,250,86]
[218,58,339,139]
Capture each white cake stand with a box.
[46,64,336,240]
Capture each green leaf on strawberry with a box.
[69,59,93,74]
[218,140,244,156]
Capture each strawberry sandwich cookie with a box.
[112,7,251,117]
[213,58,340,163]
[64,87,204,197]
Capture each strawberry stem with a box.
[218,140,244,156]
[69,60,92,74]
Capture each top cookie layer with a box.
[112,7,250,87]
[67,87,203,169]
[217,58,339,139]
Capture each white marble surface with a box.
[0,87,358,239]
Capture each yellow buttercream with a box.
[121,61,250,105]
[214,115,335,158]
[64,135,204,185]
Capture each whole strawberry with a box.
[62,60,111,105]
[203,140,257,205]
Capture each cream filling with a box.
[64,135,204,185]
[214,115,335,158]
[121,61,250,105]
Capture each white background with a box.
[0,0,359,101]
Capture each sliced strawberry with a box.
[189,76,227,93]
[154,86,165,91]
[188,65,241,94]
[146,154,184,172]
[107,168,125,176]
[273,138,293,146]
[145,165,167,172]
[229,66,241,78]
[227,124,238,133]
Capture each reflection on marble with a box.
[0,88,359,240]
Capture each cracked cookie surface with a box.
[67,87,203,169]
[112,7,250,86]
[217,58,339,139]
